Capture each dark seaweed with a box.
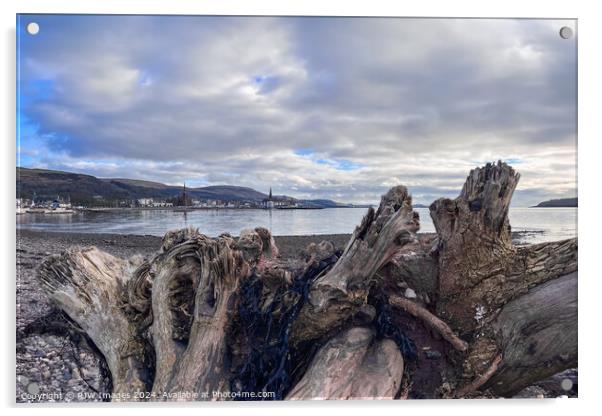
[374,299,417,361]
[230,252,417,399]
[230,253,340,400]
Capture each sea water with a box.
[17,207,577,245]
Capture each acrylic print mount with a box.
[16,15,577,402]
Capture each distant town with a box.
[16,167,576,215]
[16,167,376,214]
[16,185,358,215]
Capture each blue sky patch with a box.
[294,148,315,157]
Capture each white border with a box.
[2,1,600,415]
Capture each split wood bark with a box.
[290,186,420,346]
[430,161,522,333]
[286,327,404,400]
[149,233,250,398]
[429,161,577,396]
[38,248,149,398]
[486,272,577,396]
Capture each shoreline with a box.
[16,205,577,213]
[48,205,369,213]
[16,228,544,248]
[16,229,357,263]
[17,228,544,239]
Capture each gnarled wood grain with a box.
[38,247,150,398]
[486,272,578,396]
[291,186,420,346]
[286,327,404,400]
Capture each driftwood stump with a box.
[37,161,577,400]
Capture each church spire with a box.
[269,187,272,200]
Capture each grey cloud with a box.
[19,16,577,206]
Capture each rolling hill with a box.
[16,167,345,207]
[17,167,268,204]
[533,198,578,208]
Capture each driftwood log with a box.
[37,161,577,400]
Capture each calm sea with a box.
[16,207,577,244]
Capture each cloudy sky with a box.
[17,15,577,206]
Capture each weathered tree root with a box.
[389,295,468,352]
[429,161,577,396]
[36,161,577,401]
[150,233,251,398]
[286,327,404,400]
[291,185,420,346]
[485,272,577,396]
[38,247,149,398]
[455,354,502,398]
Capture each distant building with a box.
[50,196,72,210]
[264,187,275,209]
[151,201,173,208]
[138,198,154,207]
[171,182,193,207]
[263,187,296,209]
[16,198,26,215]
